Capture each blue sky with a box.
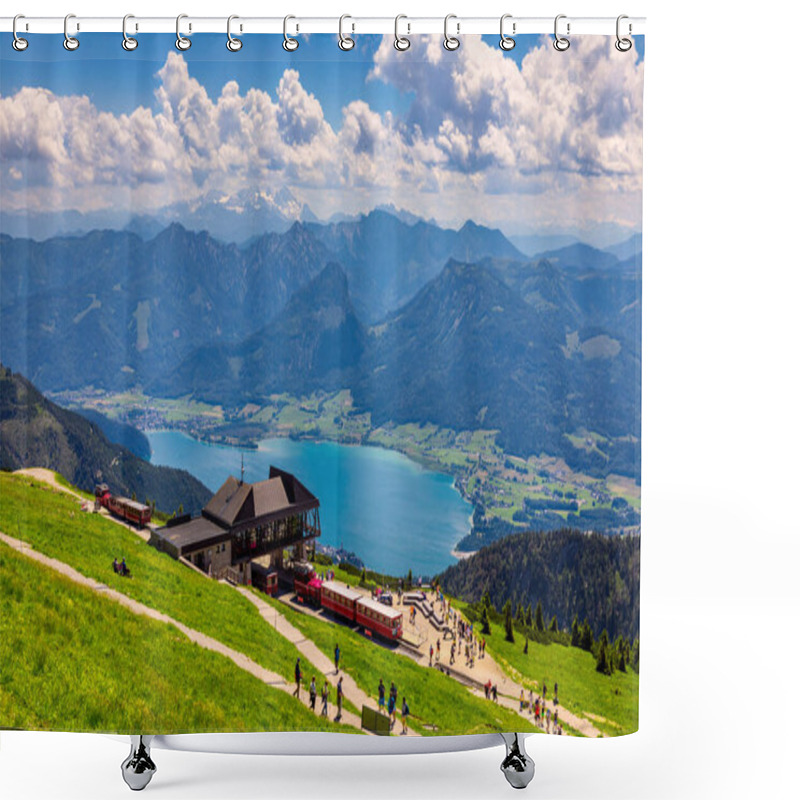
[0,33,645,239]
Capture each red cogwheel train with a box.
[294,564,403,641]
[94,484,152,527]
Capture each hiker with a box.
[520,689,525,712]
[334,643,340,674]
[113,557,119,574]
[321,681,329,716]
[545,707,551,733]
[387,692,396,726]
[121,558,129,576]
[429,644,434,666]
[401,697,410,735]
[484,680,491,699]
[378,678,386,713]
[309,676,317,712]
[554,681,559,707]
[492,684,498,703]
[293,658,302,698]
[529,689,534,715]
[335,677,343,721]
[436,638,440,662]
[554,709,559,728]
[542,683,547,700]
[534,699,540,726]
[450,642,456,665]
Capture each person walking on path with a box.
[335,677,343,722]
[520,689,525,712]
[491,684,498,703]
[378,678,386,714]
[321,681,329,717]
[334,643,341,674]
[542,683,547,701]
[554,681,559,706]
[436,638,441,662]
[529,688,534,715]
[293,658,302,698]
[401,698,410,735]
[450,642,456,665]
[429,644,434,666]
[309,676,317,712]
[545,707,551,733]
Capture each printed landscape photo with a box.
[1,32,643,738]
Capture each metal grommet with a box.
[122,14,138,51]
[615,14,632,52]
[176,13,191,50]
[394,14,410,51]
[553,14,570,51]
[499,14,515,51]
[443,14,460,51]
[283,15,299,51]
[338,14,355,51]
[227,15,242,51]
[12,14,28,51]
[63,13,79,51]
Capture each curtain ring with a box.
[338,15,355,51]
[394,15,410,51]
[615,14,632,52]
[176,14,191,50]
[283,15,299,51]
[443,14,460,51]
[499,14,515,51]
[63,13,79,51]
[12,14,28,51]
[122,14,138,51]
[553,14,570,51]
[227,15,242,51]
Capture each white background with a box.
[2,1,799,798]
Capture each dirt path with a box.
[403,595,602,738]
[0,529,365,733]
[239,588,419,737]
[13,468,151,542]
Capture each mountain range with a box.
[0,211,642,479]
[0,366,211,514]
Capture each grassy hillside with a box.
[261,593,537,737]
[0,543,354,733]
[0,366,210,514]
[451,599,638,736]
[0,472,318,685]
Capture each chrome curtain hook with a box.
[227,15,242,51]
[443,14,460,51]
[283,15,299,51]
[553,14,570,51]
[615,14,632,52]
[63,13,79,51]
[499,14,515,51]
[394,15,410,51]
[122,14,138,51]
[12,14,28,51]
[176,14,191,50]
[338,14,355,51]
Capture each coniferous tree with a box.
[571,616,580,647]
[516,603,525,624]
[525,604,533,628]
[595,630,613,675]
[548,615,558,633]
[579,621,594,652]
[503,600,515,643]
[480,603,492,635]
[523,637,529,654]
[534,601,545,632]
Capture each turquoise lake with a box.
[147,431,473,577]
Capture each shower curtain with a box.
[0,29,643,740]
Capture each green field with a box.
[0,473,318,685]
[260,593,538,737]
[0,543,356,734]
[450,601,638,736]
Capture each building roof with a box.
[202,467,319,529]
[155,515,229,553]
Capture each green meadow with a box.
[0,473,316,685]
[260,593,538,737]
[0,543,356,734]
[450,601,638,736]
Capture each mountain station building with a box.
[152,467,321,591]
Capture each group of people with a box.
[293,657,346,722]
[111,557,130,577]
[377,677,410,734]
[520,682,563,735]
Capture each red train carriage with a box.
[355,595,403,641]
[95,485,151,527]
[320,580,362,622]
[293,562,322,604]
